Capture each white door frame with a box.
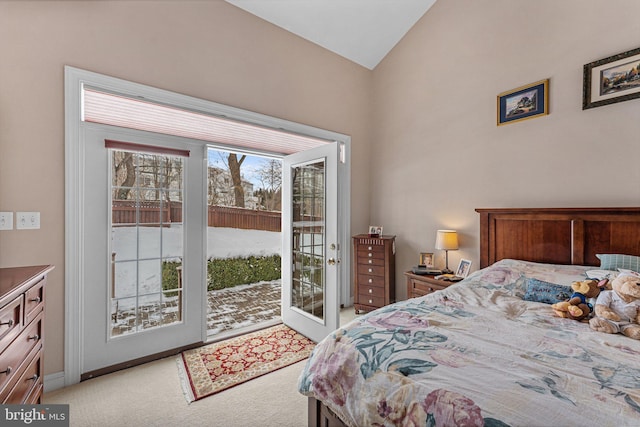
[64,66,351,386]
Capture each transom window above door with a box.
[83,87,330,155]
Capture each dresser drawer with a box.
[24,277,45,325]
[358,285,386,298]
[357,294,385,308]
[0,296,23,354]
[0,265,51,406]
[0,313,42,398]
[356,255,385,267]
[3,347,42,404]
[357,264,386,277]
[24,381,43,404]
[411,279,448,295]
[357,245,385,259]
[357,274,386,288]
[405,272,452,299]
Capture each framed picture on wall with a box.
[583,46,640,110]
[497,79,549,126]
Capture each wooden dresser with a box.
[0,265,53,404]
[353,235,395,313]
[405,271,452,299]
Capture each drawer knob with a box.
[29,374,39,382]
[368,253,372,257]
[368,260,372,264]
[29,297,41,303]
[368,299,373,304]
[0,366,12,376]
[368,289,372,293]
[28,334,40,341]
[368,268,372,273]
[0,319,13,327]
[368,279,372,283]
[367,246,372,250]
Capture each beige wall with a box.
[2,0,640,379]
[0,1,372,376]
[372,0,640,298]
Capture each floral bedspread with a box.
[298,259,640,426]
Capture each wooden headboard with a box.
[476,207,640,268]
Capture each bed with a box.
[298,207,640,427]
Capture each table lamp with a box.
[435,229,458,274]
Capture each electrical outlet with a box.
[0,212,13,230]
[16,212,40,230]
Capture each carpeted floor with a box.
[43,308,358,427]
[44,356,310,427]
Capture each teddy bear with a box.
[551,279,608,321]
[589,273,640,340]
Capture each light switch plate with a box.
[16,212,40,230]
[0,212,13,230]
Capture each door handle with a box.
[327,258,340,265]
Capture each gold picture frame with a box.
[497,79,549,125]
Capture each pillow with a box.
[596,254,640,272]
[523,278,571,304]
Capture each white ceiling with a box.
[225,0,437,70]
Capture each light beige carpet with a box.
[43,356,309,427]
[43,309,357,426]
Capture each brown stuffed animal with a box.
[589,273,640,340]
[551,279,608,321]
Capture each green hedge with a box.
[162,255,281,292]
[207,255,281,291]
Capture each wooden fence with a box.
[111,201,281,232]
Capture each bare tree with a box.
[113,151,135,200]
[255,159,282,211]
[227,153,246,208]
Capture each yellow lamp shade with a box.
[435,230,458,251]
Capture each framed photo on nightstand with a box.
[456,259,472,278]
[419,252,434,268]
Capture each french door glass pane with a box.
[291,161,325,319]
[110,150,184,337]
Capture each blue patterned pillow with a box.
[523,278,571,304]
[596,254,640,272]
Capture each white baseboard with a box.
[44,371,66,393]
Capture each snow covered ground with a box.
[110,225,281,321]
[112,224,281,261]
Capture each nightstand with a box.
[405,271,452,299]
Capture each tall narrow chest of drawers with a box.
[353,234,396,313]
[0,265,53,404]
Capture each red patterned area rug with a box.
[177,324,316,403]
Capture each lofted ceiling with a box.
[225,0,437,70]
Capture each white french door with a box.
[282,143,340,342]
[81,125,205,374]
[65,67,352,384]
